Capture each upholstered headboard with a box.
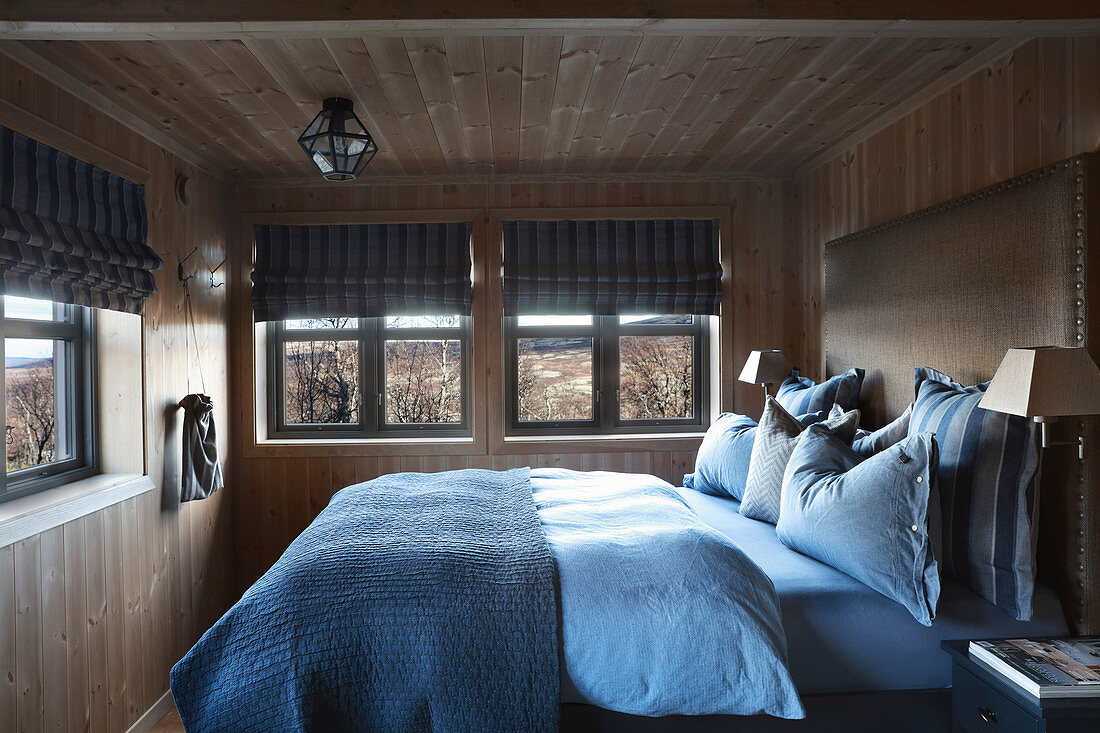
[824,152,1100,634]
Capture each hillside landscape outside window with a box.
[0,295,95,502]
[507,314,707,434]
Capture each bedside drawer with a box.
[952,666,1040,733]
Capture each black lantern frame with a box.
[297,97,378,181]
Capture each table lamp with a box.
[738,350,792,397]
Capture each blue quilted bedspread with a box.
[169,467,559,732]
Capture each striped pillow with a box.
[776,368,865,415]
[909,367,1040,621]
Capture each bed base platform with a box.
[561,689,950,733]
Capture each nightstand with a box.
[942,640,1100,732]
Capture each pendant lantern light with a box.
[297,97,378,181]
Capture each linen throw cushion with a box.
[909,367,1040,621]
[776,368,865,415]
[683,410,828,500]
[740,397,859,524]
[777,424,941,625]
[841,402,938,559]
[851,403,913,458]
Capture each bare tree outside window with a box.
[274,315,468,434]
[384,340,462,423]
[619,335,694,419]
[6,362,57,470]
[285,317,357,330]
[283,339,360,424]
[386,316,461,329]
[1,300,92,501]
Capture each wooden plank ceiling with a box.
[7,35,1003,181]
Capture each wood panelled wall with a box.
[233,180,805,587]
[0,55,234,731]
[799,37,1100,377]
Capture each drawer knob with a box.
[978,707,997,724]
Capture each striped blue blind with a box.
[0,126,159,314]
[503,219,722,315]
[251,222,472,322]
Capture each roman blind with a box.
[0,125,160,315]
[503,219,721,315]
[251,222,472,322]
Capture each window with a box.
[1,296,95,502]
[268,316,470,437]
[506,314,708,434]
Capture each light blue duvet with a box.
[533,468,804,719]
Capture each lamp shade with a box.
[978,346,1100,417]
[298,97,379,181]
[738,350,792,385]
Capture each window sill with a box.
[505,432,706,442]
[496,432,707,455]
[247,436,483,458]
[0,473,154,548]
[261,436,476,445]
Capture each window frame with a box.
[266,316,473,440]
[0,299,97,503]
[504,314,709,436]
[241,207,729,458]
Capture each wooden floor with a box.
[150,703,185,733]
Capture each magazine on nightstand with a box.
[969,638,1100,698]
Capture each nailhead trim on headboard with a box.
[824,152,1100,634]
[1073,157,1090,631]
[827,156,1089,245]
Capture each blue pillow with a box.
[909,367,1040,621]
[778,423,941,626]
[776,368,865,415]
[683,410,827,500]
[851,403,913,459]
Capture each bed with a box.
[553,471,1068,733]
[673,485,1068,695]
[566,151,1100,731]
[171,152,1099,731]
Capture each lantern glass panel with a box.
[342,115,366,136]
[302,112,327,138]
[334,135,367,158]
[311,151,335,174]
